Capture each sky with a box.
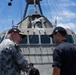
[0,0,76,33]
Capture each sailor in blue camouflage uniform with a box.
[0,28,28,75]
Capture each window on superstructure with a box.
[41,35,50,44]
[66,35,74,44]
[19,35,27,44]
[29,35,39,44]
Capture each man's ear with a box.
[56,32,60,38]
[11,32,15,38]
[11,32,14,35]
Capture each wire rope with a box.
[55,0,73,30]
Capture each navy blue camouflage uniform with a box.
[0,38,28,75]
[52,40,76,75]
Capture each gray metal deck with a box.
[20,44,56,75]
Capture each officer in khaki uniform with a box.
[0,28,28,75]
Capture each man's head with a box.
[50,26,67,43]
[29,63,34,69]
[7,28,26,43]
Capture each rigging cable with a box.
[40,1,48,16]
[46,0,52,21]
[40,0,53,27]
[55,0,73,30]
[48,0,65,25]
[16,0,23,21]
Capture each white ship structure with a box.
[0,0,76,75]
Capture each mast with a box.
[34,0,37,14]
[23,0,43,19]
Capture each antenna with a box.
[55,16,57,26]
[55,19,57,26]
[12,20,14,27]
[34,0,37,14]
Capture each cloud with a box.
[50,9,76,23]
[57,22,76,33]
[61,10,76,19]
[59,1,76,7]
[54,10,76,23]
